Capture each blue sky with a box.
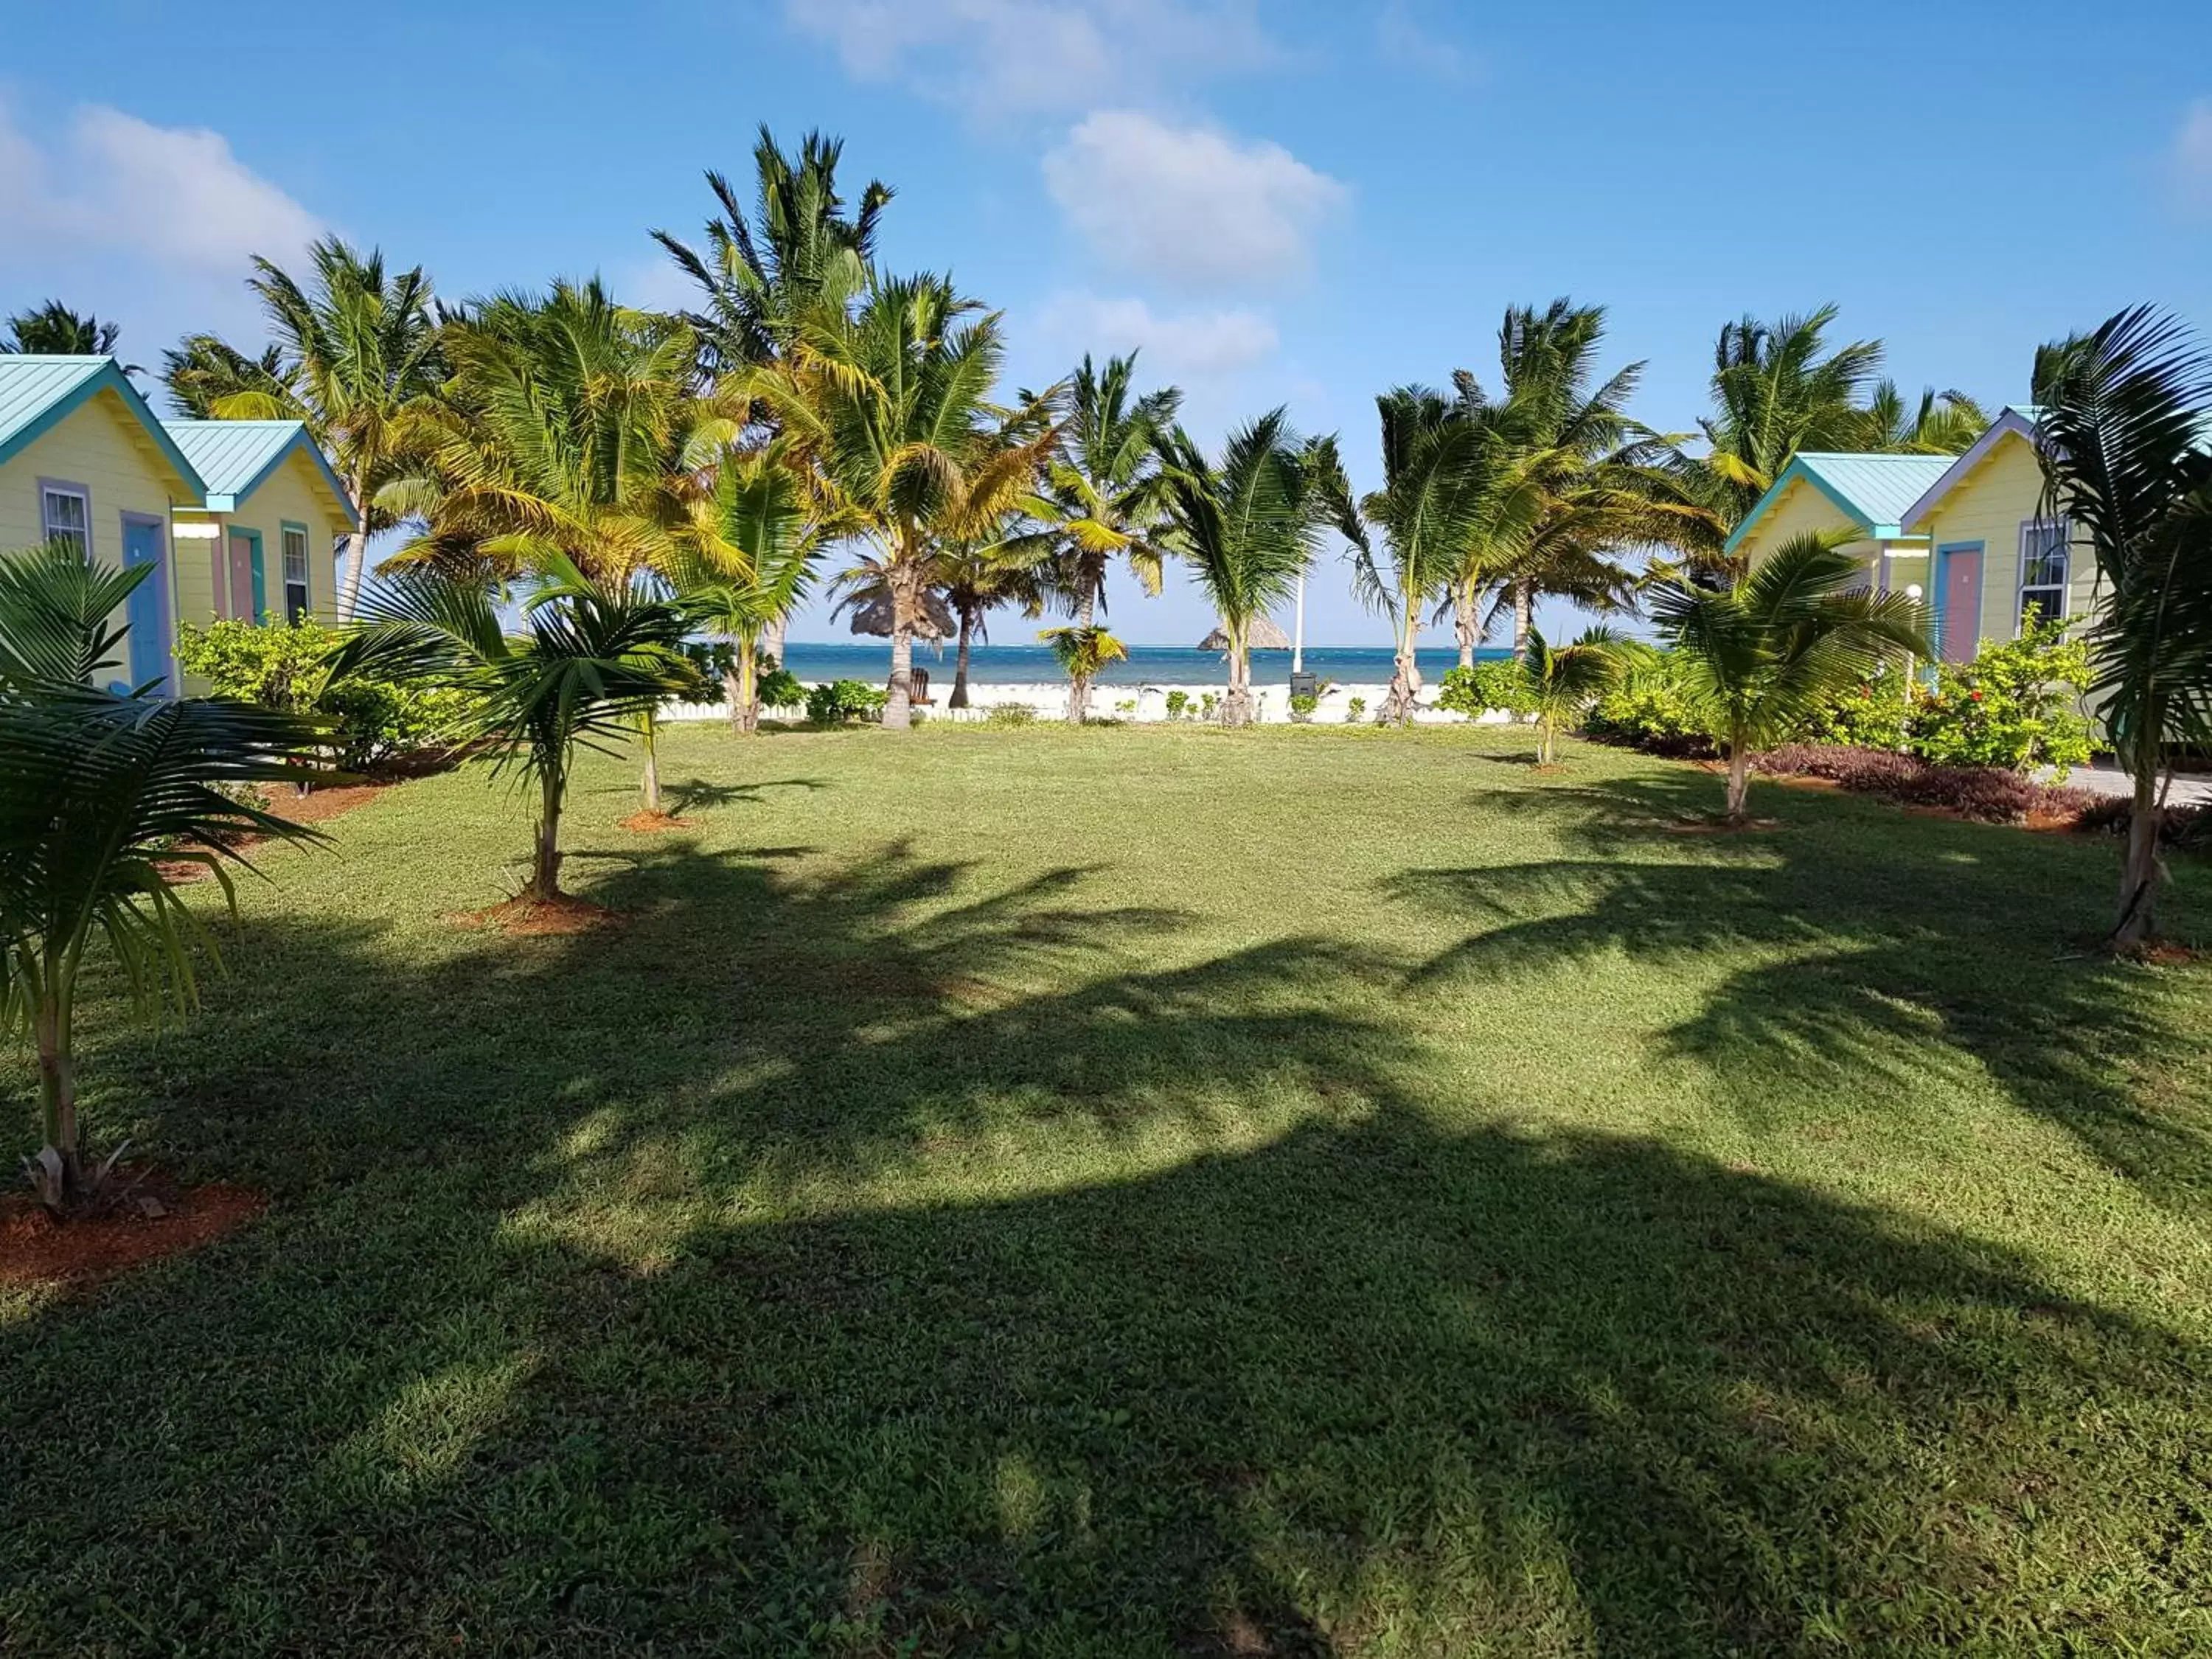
[4,0,2208,645]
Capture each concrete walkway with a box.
[2055,765,2212,806]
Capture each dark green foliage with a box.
[1753,744,2098,824]
[1436,660,1536,717]
[757,659,805,712]
[803,678,888,724]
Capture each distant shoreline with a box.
[768,641,1509,689]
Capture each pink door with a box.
[1939,549,1982,662]
[227,532,256,622]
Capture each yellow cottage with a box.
[0,354,356,692]
[1728,408,2097,663]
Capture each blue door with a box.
[119,515,171,693]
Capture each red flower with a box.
[1969,690,1983,701]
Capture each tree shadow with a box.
[1394,771,2212,1206]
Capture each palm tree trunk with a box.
[35,990,81,1206]
[950,608,975,709]
[336,462,372,624]
[1455,580,1479,670]
[724,663,745,734]
[1512,580,1534,661]
[1724,742,1751,827]
[738,638,760,735]
[1385,603,1419,726]
[531,766,565,901]
[1067,588,1096,726]
[765,614,787,669]
[639,711,661,815]
[2113,728,2163,948]
[1223,624,1253,728]
[884,552,918,731]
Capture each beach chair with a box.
[911,666,933,706]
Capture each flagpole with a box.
[1292,572,1305,675]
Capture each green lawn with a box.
[6,721,2211,1656]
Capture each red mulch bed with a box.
[155,782,394,883]
[1,1169,265,1288]
[448,893,621,936]
[618,810,695,833]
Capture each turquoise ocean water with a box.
[773,642,1506,688]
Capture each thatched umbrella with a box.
[1198,613,1290,652]
[846,590,956,641]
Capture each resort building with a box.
[0,355,355,692]
[1725,408,2091,661]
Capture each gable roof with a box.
[162,418,359,529]
[1722,451,1958,556]
[0,355,206,490]
[1899,407,2039,532]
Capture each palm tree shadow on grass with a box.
[1394,771,2212,1206]
[6,830,2207,1652]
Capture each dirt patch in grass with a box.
[1,1172,264,1287]
[1667,817,1782,834]
[619,810,696,833]
[449,894,623,936]
[153,782,396,883]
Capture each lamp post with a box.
[1292,571,1305,676]
[1904,583,1924,689]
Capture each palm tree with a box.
[161,335,297,418]
[653,126,893,375]
[1,545,327,1210]
[939,538,1044,710]
[751,274,1055,731]
[2031,306,2212,948]
[337,562,698,903]
[1694,305,1886,535]
[1512,625,1638,765]
[4,301,136,372]
[1341,386,1498,723]
[670,443,826,733]
[1648,532,1928,825]
[1857,380,1989,454]
[1009,354,1180,723]
[1155,411,1338,728]
[165,237,445,622]
[1039,625,1128,719]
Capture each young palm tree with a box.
[1155,411,1339,728]
[337,561,698,902]
[1009,354,1181,723]
[1513,625,1638,765]
[669,444,826,734]
[653,126,893,375]
[1648,532,1928,825]
[1857,380,1989,455]
[1039,625,1129,719]
[1,546,327,1210]
[1342,387,1500,723]
[4,301,134,371]
[751,274,1055,731]
[165,238,445,622]
[2032,306,2212,947]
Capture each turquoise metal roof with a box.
[0,356,206,493]
[1724,451,1956,555]
[161,418,358,529]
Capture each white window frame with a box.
[39,479,91,559]
[280,524,311,625]
[2017,518,2069,632]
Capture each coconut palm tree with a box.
[1693,306,1886,535]
[669,443,827,733]
[1,545,328,1210]
[4,301,136,372]
[1009,354,1181,723]
[939,538,1045,709]
[1857,380,1989,455]
[1155,411,1340,728]
[337,560,698,902]
[1512,625,1638,765]
[163,238,445,622]
[1039,625,1129,718]
[2031,306,2212,948]
[653,126,892,375]
[751,274,1055,731]
[1341,386,1500,723]
[1648,531,1928,825]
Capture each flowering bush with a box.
[1435,661,1534,717]
[1910,619,2093,776]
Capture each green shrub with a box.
[1435,661,1534,718]
[176,617,473,774]
[1346,696,1366,723]
[983,703,1037,728]
[1585,651,1716,757]
[1801,669,1915,751]
[757,661,804,711]
[1910,620,2093,776]
[1199,692,1220,722]
[803,678,888,724]
[1289,692,1320,722]
[1164,689,1190,720]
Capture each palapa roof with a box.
[1198,613,1290,652]
[846,589,956,641]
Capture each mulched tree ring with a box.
[446,894,624,936]
[1,1171,265,1288]
[617,810,695,833]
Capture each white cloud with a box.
[1377,1,1479,81]
[0,100,321,276]
[1034,291,1279,380]
[2173,98,2212,212]
[781,0,1277,112]
[1043,111,1346,289]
